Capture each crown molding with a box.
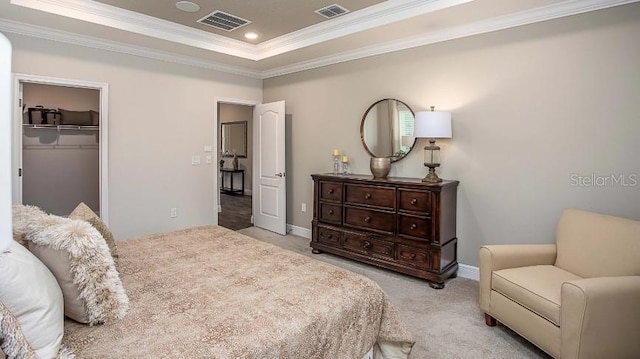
[2,0,637,80]
[11,0,260,59]
[0,18,264,78]
[254,0,473,60]
[9,0,472,61]
[261,0,640,78]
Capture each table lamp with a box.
[414,106,452,183]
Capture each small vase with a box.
[370,157,391,178]
[232,154,239,170]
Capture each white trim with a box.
[0,18,264,79]
[214,97,259,226]
[9,0,470,61]
[287,224,312,238]
[458,264,479,281]
[254,0,472,59]
[10,0,258,59]
[262,0,640,78]
[12,73,110,225]
[0,33,12,252]
[2,0,635,79]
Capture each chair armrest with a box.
[479,244,557,312]
[561,276,640,359]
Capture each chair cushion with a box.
[555,209,640,278]
[492,265,582,326]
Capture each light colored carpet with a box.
[238,226,551,359]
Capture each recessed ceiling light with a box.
[175,1,200,13]
[244,32,259,40]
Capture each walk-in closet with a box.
[21,83,100,216]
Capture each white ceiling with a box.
[0,0,637,78]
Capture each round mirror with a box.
[360,98,416,162]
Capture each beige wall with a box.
[7,32,262,239]
[264,4,640,267]
[219,103,253,193]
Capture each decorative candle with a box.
[333,149,340,156]
[342,156,349,163]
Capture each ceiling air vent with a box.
[197,10,251,32]
[315,4,350,19]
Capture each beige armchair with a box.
[479,209,640,359]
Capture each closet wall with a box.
[22,83,100,215]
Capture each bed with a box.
[62,225,414,358]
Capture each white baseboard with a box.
[285,223,480,281]
[458,264,479,281]
[287,224,312,238]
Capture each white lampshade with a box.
[414,110,452,139]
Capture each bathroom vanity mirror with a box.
[221,121,247,158]
[360,99,416,162]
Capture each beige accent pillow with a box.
[11,205,47,247]
[27,216,129,325]
[69,202,119,267]
[0,241,64,358]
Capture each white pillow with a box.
[0,240,64,358]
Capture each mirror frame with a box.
[360,98,416,163]
[220,121,247,158]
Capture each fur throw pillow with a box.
[27,216,129,325]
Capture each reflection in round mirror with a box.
[360,99,416,162]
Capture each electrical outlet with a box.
[301,203,307,212]
[170,208,177,218]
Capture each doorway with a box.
[13,74,109,222]
[217,102,254,231]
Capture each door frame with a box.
[213,97,259,222]
[12,73,110,224]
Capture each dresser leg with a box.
[449,271,458,279]
[312,249,322,254]
[428,281,445,289]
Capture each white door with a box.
[253,101,286,235]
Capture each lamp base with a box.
[422,165,443,183]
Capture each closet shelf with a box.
[23,124,99,131]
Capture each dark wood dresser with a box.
[311,173,459,288]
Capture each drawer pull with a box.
[328,209,334,215]
[327,234,333,239]
[364,216,371,223]
[363,241,372,250]
[410,198,418,205]
[410,253,416,259]
[410,223,417,230]
[364,193,372,199]
[328,189,334,194]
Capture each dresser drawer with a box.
[345,184,395,209]
[344,233,394,260]
[398,214,431,241]
[316,226,341,247]
[344,207,394,234]
[319,203,342,224]
[319,181,342,202]
[398,189,431,213]
[397,244,430,269]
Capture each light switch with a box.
[205,155,212,164]
[192,155,201,165]
[203,145,213,152]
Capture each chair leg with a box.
[485,313,497,327]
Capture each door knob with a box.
[275,172,285,177]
